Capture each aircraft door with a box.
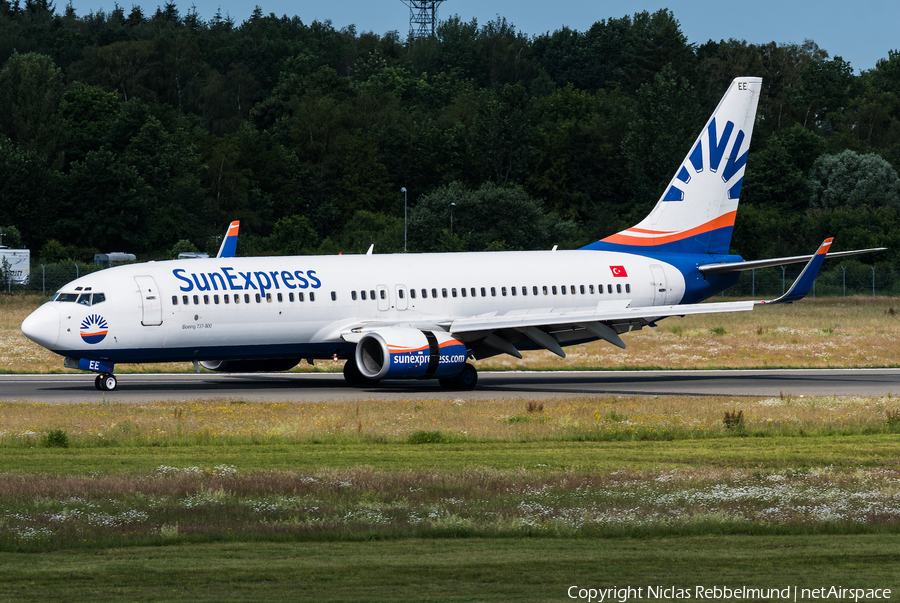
[650,264,668,306]
[395,285,408,311]
[134,275,163,326]
[376,285,390,311]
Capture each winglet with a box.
[217,221,240,258]
[759,238,832,305]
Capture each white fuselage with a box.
[23,249,687,364]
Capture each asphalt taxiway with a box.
[1,369,899,403]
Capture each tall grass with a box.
[2,395,900,448]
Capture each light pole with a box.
[401,187,407,252]
[450,202,455,237]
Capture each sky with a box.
[68,0,897,73]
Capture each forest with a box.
[1,0,899,288]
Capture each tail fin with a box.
[217,221,240,258]
[583,77,762,255]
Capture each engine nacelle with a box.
[355,328,467,380]
[198,358,301,373]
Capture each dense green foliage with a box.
[1,1,899,269]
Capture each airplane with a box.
[21,77,883,392]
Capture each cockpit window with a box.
[77,294,91,306]
[92,293,106,305]
[54,293,79,302]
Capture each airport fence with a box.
[1,261,899,298]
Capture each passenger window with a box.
[607,284,612,294]
[533,286,538,296]
[331,291,336,301]
[288,293,294,302]
[442,288,448,298]
[470,288,476,297]
[481,287,486,297]
[421,289,427,298]
[542,286,548,295]
[399,289,405,299]
[204,295,210,304]
[490,287,496,297]
[352,291,358,301]
[510,287,516,296]
[244,294,250,303]
[501,287,507,296]
[625,284,631,293]
[224,294,230,304]
[410,289,416,299]
[265,293,272,303]
[616,284,622,294]
[310,292,316,302]
[298,292,305,302]
[361,290,367,300]
[214,295,220,304]
[460,288,466,298]
[552,286,557,295]
[172,296,178,305]
[451,288,457,298]
[92,293,105,305]
[234,294,240,304]
[573,285,578,295]
[590,285,595,294]
[370,290,376,299]
[560,286,566,295]
[193,295,199,305]
[522,286,527,296]
[380,290,386,300]
[277,293,283,302]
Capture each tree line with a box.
[1,0,899,281]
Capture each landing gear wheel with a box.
[439,363,478,391]
[98,373,117,391]
[95,375,103,390]
[342,357,380,388]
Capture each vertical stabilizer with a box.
[584,77,762,255]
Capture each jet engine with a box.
[198,358,301,373]
[355,328,468,380]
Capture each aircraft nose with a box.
[22,304,60,349]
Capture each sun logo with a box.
[663,118,749,203]
[80,314,109,344]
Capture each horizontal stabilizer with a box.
[699,246,886,275]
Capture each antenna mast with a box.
[401,0,445,40]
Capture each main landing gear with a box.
[94,373,117,391]
[439,363,478,391]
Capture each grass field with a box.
[1,395,899,600]
[3,294,900,372]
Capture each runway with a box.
[2,369,900,403]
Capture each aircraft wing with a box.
[340,239,838,359]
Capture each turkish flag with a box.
[610,266,628,277]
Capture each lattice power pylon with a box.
[401,0,446,40]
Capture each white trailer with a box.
[0,248,30,285]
